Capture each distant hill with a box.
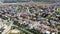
[2,0,60,3]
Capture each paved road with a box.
[1,21,13,34]
[12,25,34,34]
[2,3,26,5]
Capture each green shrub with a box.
[57,8,60,14]
[57,26,60,30]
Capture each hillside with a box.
[2,0,60,3]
